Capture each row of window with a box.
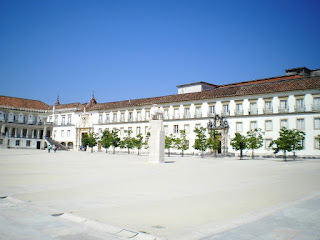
[95,97,320,123]
[235,117,320,132]
[265,138,320,150]
[49,115,72,125]
[0,112,45,124]
[53,130,71,138]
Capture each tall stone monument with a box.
[148,105,165,163]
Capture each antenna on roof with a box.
[92,91,94,98]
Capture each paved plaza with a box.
[1,149,320,240]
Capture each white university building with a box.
[1,66,320,157]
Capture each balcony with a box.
[279,107,289,113]
[312,105,320,111]
[235,110,244,116]
[295,106,306,112]
[264,107,273,114]
[182,114,191,119]
[221,111,230,117]
[249,109,258,115]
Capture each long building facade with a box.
[1,67,320,157]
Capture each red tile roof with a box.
[0,96,50,110]
[88,76,320,111]
[54,103,84,110]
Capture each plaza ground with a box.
[0,149,320,239]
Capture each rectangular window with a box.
[113,113,117,122]
[250,102,258,115]
[26,140,30,147]
[250,121,257,131]
[67,115,72,124]
[315,137,320,149]
[265,120,272,131]
[315,118,320,129]
[164,125,168,134]
[98,128,102,134]
[106,114,110,122]
[195,124,201,129]
[0,139,3,145]
[280,119,288,129]
[16,140,20,146]
[99,114,102,123]
[174,109,179,119]
[67,130,70,137]
[236,122,243,132]
[236,103,243,115]
[128,127,132,132]
[120,128,124,136]
[265,139,272,150]
[223,104,229,116]
[296,98,305,112]
[121,113,125,122]
[297,119,305,130]
[61,116,66,125]
[265,100,272,114]
[61,130,64,137]
[146,111,150,121]
[184,108,190,118]
[129,112,133,121]
[54,130,57,138]
[184,124,190,134]
[280,99,288,113]
[209,105,215,116]
[313,97,320,111]
[174,125,179,134]
[137,112,141,121]
[164,110,168,119]
[136,127,141,134]
[196,107,201,118]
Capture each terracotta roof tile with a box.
[54,103,84,110]
[0,96,50,110]
[88,76,320,111]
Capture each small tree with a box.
[230,133,247,159]
[120,130,135,154]
[81,132,98,153]
[175,130,189,157]
[100,129,112,153]
[134,134,144,155]
[291,129,305,160]
[207,129,220,158]
[144,132,151,149]
[193,127,208,158]
[246,128,264,159]
[270,128,305,161]
[111,129,120,154]
[165,134,175,157]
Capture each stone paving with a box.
[1,149,320,240]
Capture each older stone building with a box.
[1,67,320,157]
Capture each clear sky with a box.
[1,0,319,105]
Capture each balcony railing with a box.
[249,109,258,115]
[295,106,306,112]
[221,111,230,117]
[235,110,244,116]
[279,107,289,113]
[312,105,320,111]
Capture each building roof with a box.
[88,76,320,111]
[0,96,50,110]
[54,102,85,110]
[176,81,218,88]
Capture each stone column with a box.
[148,105,165,163]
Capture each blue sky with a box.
[1,0,319,105]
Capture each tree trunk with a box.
[91,147,93,153]
[284,151,286,161]
[113,147,115,154]
[181,150,184,157]
[138,148,140,155]
[201,150,204,158]
[106,148,108,153]
[128,148,130,154]
[168,148,170,157]
[252,149,254,159]
[293,151,296,161]
[214,149,217,158]
[240,149,243,160]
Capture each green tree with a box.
[110,129,120,154]
[100,129,112,153]
[165,134,176,157]
[175,130,189,157]
[230,133,248,160]
[246,128,264,159]
[193,127,208,158]
[269,128,305,161]
[81,132,98,153]
[134,134,144,155]
[120,130,135,154]
[207,129,220,158]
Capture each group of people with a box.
[47,144,58,153]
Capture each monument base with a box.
[148,119,165,163]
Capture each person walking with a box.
[48,145,51,153]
